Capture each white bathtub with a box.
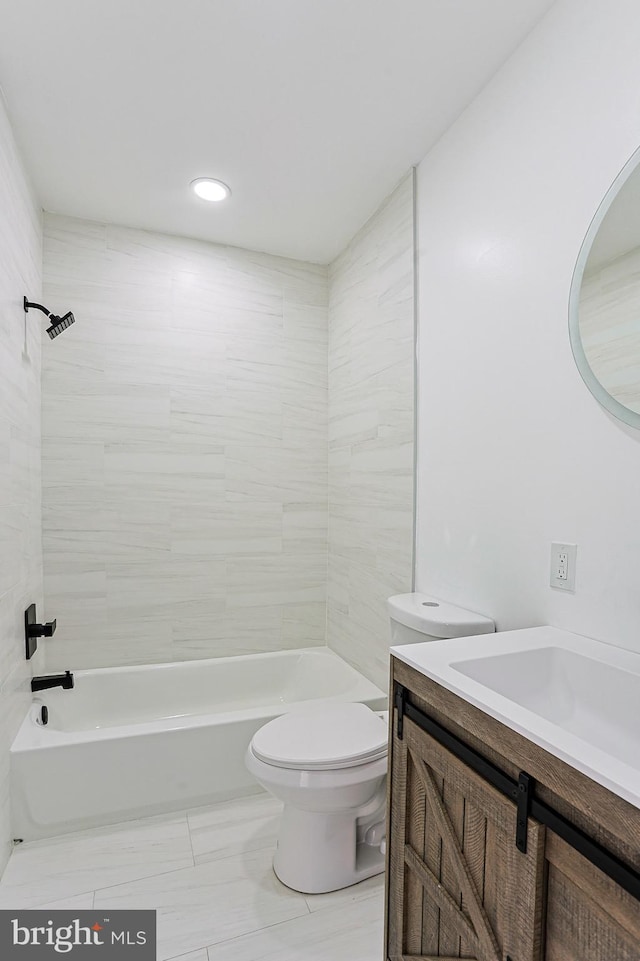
[10,647,387,841]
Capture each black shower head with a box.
[24,297,77,339]
[46,311,75,339]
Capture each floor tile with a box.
[32,892,96,910]
[0,814,193,908]
[0,794,385,959]
[167,951,208,961]
[187,793,282,864]
[93,846,309,960]
[304,871,384,913]
[206,888,384,961]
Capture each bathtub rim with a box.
[13,647,387,751]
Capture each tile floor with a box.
[0,793,385,960]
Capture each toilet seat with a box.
[251,702,388,771]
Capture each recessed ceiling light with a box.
[190,178,231,202]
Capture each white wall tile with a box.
[579,247,640,413]
[42,216,329,668]
[0,96,43,875]
[41,176,413,691]
[327,175,415,689]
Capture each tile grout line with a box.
[164,946,209,961]
[303,887,383,915]
[5,809,195,854]
[89,838,285,899]
[0,856,196,908]
[91,861,206,899]
[0,791,384,961]
[1,806,284,908]
[153,889,312,961]
[4,887,100,912]
[196,892,383,959]
[185,908,315,959]
[191,840,281,868]
[184,812,197,868]
[0,812,197,906]
[1,858,196,910]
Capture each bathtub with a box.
[10,647,387,841]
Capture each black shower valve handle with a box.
[24,604,57,661]
[27,619,57,639]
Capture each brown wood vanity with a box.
[384,656,640,961]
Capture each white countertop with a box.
[392,625,640,809]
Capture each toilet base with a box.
[272,803,385,894]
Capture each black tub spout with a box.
[31,671,74,693]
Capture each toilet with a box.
[245,593,495,894]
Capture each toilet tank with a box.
[387,593,494,646]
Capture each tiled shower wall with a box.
[0,95,43,872]
[42,216,328,669]
[327,174,415,690]
[579,247,640,413]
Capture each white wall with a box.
[416,0,640,653]
[328,174,415,689]
[0,95,43,871]
[42,216,327,669]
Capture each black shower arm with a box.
[23,297,52,318]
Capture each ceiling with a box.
[0,0,555,264]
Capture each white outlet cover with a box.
[550,542,577,592]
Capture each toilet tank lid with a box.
[387,593,495,638]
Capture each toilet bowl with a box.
[246,593,495,894]
[245,701,388,894]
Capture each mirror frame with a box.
[569,145,640,429]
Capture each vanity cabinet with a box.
[385,657,640,961]
[544,830,639,960]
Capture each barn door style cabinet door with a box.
[386,713,545,961]
[543,830,640,960]
[385,658,640,961]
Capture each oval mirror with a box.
[569,148,640,428]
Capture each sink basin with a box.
[452,646,638,768]
[391,626,640,809]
